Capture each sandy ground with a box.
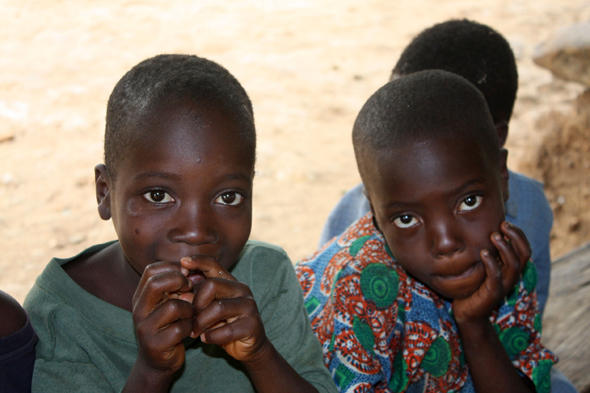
[1,0,590,309]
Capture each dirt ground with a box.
[1,0,590,308]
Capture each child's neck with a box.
[63,242,140,312]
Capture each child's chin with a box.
[437,262,486,300]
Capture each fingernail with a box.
[180,267,189,276]
[494,233,502,241]
[482,249,489,256]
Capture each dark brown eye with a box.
[394,214,418,228]
[215,192,244,206]
[464,196,477,206]
[143,190,173,204]
[459,195,482,212]
[150,191,165,202]
[221,192,236,204]
[400,215,413,224]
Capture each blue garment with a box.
[319,170,552,317]
[0,313,38,393]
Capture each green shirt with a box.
[24,240,337,393]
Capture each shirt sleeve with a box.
[297,249,398,393]
[491,261,558,393]
[0,314,38,393]
[256,248,339,393]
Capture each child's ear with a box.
[499,149,510,202]
[363,186,381,232]
[495,120,509,148]
[95,164,112,221]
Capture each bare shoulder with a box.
[0,290,27,337]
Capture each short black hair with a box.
[353,70,499,182]
[105,54,255,179]
[392,19,518,124]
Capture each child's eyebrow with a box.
[452,177,486,196]
[381,177,487,210]
[133,172,252,183]
[134,172,180,180]
[223,173,252,182]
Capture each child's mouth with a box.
[187,270,206,286]
[439,260,483,281]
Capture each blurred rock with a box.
[0,131,15,143]
[533,22,590,87]
[69,234,86,245]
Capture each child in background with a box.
[318,20,553,319]
[0,290,37,392]
[24,55,337,393]
[297,70,557,392]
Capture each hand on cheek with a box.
[180,256,271,364]
[132,262,196,374]
[453,221,532,325]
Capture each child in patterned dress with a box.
[318,19,554,322]
[296,70,557,393]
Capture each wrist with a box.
[123,358,176,393]
[452,304,491,327]
[456,318,495,349]
[241,337,276,371]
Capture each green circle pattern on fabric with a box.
[349,235,371,257]
[506,284,519,307]
[532,359,553,393]
[534,313,542,334]
[421,336,452,377]
[522,261,538,293]
[360,263,399,308]
[388,351,409,393]
[499,326,530,358]
[353,316,375,355]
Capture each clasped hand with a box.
[452,221,532,325]
[130,256,269,376]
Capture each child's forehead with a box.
[121,100,255,170]
[368,134,497,192]
[379,133,489,163]
[138,99,251,146]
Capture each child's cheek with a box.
[126,199,141,217]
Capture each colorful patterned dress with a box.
[296,214,557,393]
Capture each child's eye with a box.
[458,195,482,212]
[143,190,174,204]
[394,214,419,229]
[215,191,244,206]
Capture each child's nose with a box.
[429,219,464,258]
[169,203,218,245]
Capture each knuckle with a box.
[135,321,152,341]
[166,299,181,312]
[244,297,258,312]
[143,262,165,276]
[169,321,185,338]
[201,279,216,292]
[224,321,236,339]
[215,300,226,314]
